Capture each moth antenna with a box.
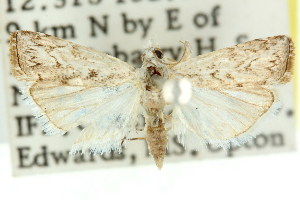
[161,41,193,68]
[178,40,193,63]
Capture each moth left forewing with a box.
[10,31,137,86]
[168,35,293,148]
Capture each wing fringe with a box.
[21,85,67,135]
[279,36,294,83]
[9,31,22,79]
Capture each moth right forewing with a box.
[170,35,294,89]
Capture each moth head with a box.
[141,41,191,68]
[141,46,165,64]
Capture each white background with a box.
[0,137,300,200]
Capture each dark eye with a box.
[154,49,163,59]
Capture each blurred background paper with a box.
[0,0,297,177]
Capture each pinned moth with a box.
[10,31,293,168]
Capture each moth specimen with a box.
[10,31,293,168]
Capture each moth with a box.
[10,30,293,168]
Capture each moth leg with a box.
[165,127,171,132]
[121,137,146,145]
[164,114,172,123]
[128,137,146,141]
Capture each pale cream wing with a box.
[10,30,137,86]
[168,36,293,148]
[21,81,143,154]
[170,87,280,149]
[10,31,143,154]
[170,35,294,89]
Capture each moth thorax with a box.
[145,65,166,91]
[163,78,192,105]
